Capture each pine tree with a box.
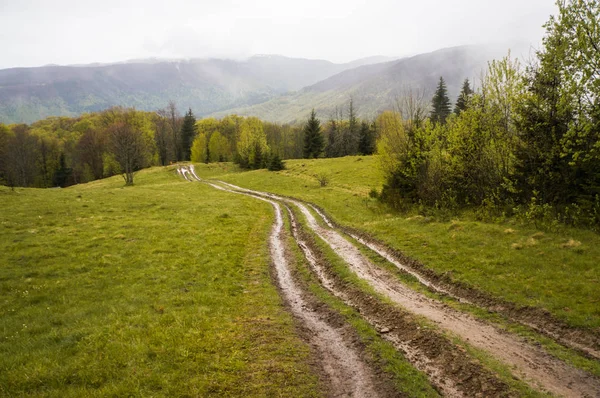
[325,119,338,158]
[180,108,196,161]
[454,78,473,114]
[358,121,375,155]
[303,109,324,158]
[430,77,451,125]
[53,152,72,187]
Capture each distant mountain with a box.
[0,55,396,124]
[210,43,531,124]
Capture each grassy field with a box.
[194,156,600,331]
[0,167,320,397]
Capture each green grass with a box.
[193,157,600,331]
[282,210,440,397]
[290,206,543,397]
[0,167,320,397]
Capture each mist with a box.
[0,0,557,69]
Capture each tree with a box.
[180,108,196,161]
[267,153,285,171]
[4,125,38,187]
[325,118,338,158]
[208,131,230,162]
[167,101,182,161]
[77,128,105,180]
[303,109,324,158]
[454,78,473,114]
[236,117,269,169]
[52,152,72,187]
[191,133,208,163]
[153,109,171,166]
[341,98,359,155]
[430,77,452,125]
[107,118,149,186]
[358,121,375,155]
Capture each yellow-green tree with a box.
[208,131,230,162]
[236,117,269,169]
[191,133,208,163]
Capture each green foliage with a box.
[208,131,231,162]
[190,133,209,163]
[236,117,270,169]
[430,76,451,125]
[302,109,324,158]
[180,108,197,161]
[358,121,376,155]
[267,153,286,171]
[454,78,473,114]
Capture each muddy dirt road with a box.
[180,166,600,397]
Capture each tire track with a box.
[210,177,600,398]
[181,166,386,398]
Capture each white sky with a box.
[0,0,558,69]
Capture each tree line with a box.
[0,97,377,187]
[375,0,600,229]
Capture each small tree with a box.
[107,120,148,186]
[454,78,473,114]
[430,77,452,125]
[303,109,324,158]
[267,153,285,171]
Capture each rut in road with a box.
[187,169,514,397]
[212,177,600,398]
[182,166,387,398]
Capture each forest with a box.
[0,1,598,228]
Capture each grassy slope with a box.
[195,157,600,331]
[0,167,320,397]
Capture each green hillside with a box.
[0,167,321,396]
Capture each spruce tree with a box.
[303,109,324,158]
[430,77,451,125]
[357,121,375,155]
[180,108,196,161]
[454,78,473,114]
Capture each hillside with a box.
[0,55,394,124]
[211,43,530,123]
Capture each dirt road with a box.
[180,166,600,397]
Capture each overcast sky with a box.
[0,0,557,69]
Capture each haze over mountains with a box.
[0,43,529,124]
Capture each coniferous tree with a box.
[303,109,324,158]
[454,78,473,114]
[430,77,452,125]
[180,108,196,161]
[358,121,375,155]
[325,119,338,158]
[52,152,72,187]
[346,99,359,155]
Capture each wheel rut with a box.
[182,166,387,397]
[180,166,600,397]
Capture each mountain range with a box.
[0,43,529,124]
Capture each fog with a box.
[0,0,557,69]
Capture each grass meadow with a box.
[0,167,320,397]
[195,156,600,331]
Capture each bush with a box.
[315,173,330,187]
